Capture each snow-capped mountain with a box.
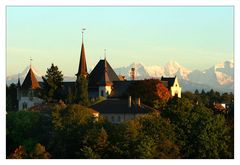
[7,60,234,93]
[6,66,76,85]
[188,61,233,88]
[115,62,150,80]
[114,60,234,92]
[146,61,191,80]
[6,66,43,85]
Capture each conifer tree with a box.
[42,63,64,102]
[75,76,89,106]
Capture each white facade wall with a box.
[98,86,112,98]
[18,97,43,110]
[101,113,145,124]
[170,78,182,98]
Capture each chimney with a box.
[130,68,135,80]
[128,96,132,108]
[137,98,141,107]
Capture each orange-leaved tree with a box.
[128,79,170,109]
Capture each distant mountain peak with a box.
[114,60,233,92]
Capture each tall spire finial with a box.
[30,57,32,67]
[104,49,106,60]
[82,28,86,43]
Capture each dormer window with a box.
[101,90,104,97]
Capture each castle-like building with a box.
[17,33,181,123]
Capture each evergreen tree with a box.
[75,76,89,106]
[6,83,18,112]
[42,63,64,102]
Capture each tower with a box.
[98,57,113,98]
[18,61,43,110]
[130,67,136,80]
[76,28,88,82]
[17,74,21,101]
[75,29,89,105]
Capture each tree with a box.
[8,144,51,159]
[6,83,18,112]
[42,63,64,102]
[127,79,170,109]
[6,111,41,155]
[161,97,232,158]
[50,104,99,158]
[75,76,89,106]
[29,143,51,159]
[132,113,180,158]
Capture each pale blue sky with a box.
[7,6,233,76]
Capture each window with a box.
[101,90,104,97]
[118,116,121,122]
[22,102,28,109]
[111,116,115,122]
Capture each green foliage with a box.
[161,97,233,158]
[6,90,234,159]
[51,104,94,131]
[132,114,180,159]
[75,76,89,106]
[8,144,51,159]
[29,143,51,159]
[49,104,102,158]
[6,83,18,112]
[42,63,64,102]
[7,111,40,155]
[80,146,99,159]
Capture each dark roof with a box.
[90,99,155,114]
[21,67,40,90]
[76,43,88,77]
[98,60,113,86]
[110,80,137,98]
[161,76,176,89]
[89,59,120,87]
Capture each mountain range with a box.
[7,60,234,93]
[114,60,234,93]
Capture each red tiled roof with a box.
[21,67,40,90]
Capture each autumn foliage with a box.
[127,79,171,109]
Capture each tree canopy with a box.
[127,79,171,109]
[42,63,64,102]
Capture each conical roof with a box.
[76,43,88,77]
[21,67,40,90]
[89,59,119,87]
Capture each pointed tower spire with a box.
[99,59,112,86]
[76,28,88,80]
[30,57,32,68]
[21,66,40,90]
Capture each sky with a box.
[6,6,234,77]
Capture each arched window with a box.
[101,90,104,97]
[22,102,28,109]
[118,116,121,123]
[111,116,115,122]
